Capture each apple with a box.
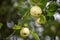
[30,6,42,18]
[20,28,30,38]
[36,15,46,24]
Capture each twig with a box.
[6,30,16,39]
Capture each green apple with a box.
[30,6,42,18]
[20,28,30,38]
[36,15,46,24]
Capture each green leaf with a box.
[13,24,22,30]
[40,16,45,22]
[39,0,48,9]
[31,0,48,9]
[47,11,55,17]
[20,9,30,20]
[0,23,3,29]
[46,2,58,17]
[30,30,40,40]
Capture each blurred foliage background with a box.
[0,0,60,40]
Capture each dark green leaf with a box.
[38,0,48,9]
[46,2,58,17]
[31,0,48,9]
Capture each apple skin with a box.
[36,15,46,24]
[20,28,30,38]
[30,6,42,18]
